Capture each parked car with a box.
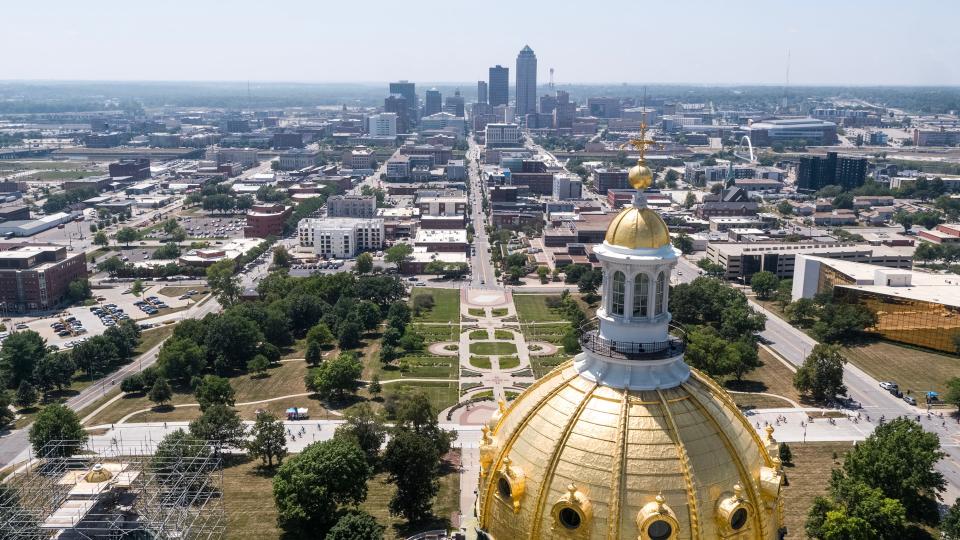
[879,381,898,391]
[903,395,917,406]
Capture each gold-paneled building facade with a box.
[476,134,786,539]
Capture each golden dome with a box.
[477,362,784,539]
[604,206,671,249]
[84,464,113,484]
[629,162,654,190]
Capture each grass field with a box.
[223,453,460,540]
[469,329,488,340]
[724,348,801,409]
[468,308,485,317]
[499,356,520,370]
[411,288,460,323]
[530,354,571,379]
[780,442,855,537]
[134,325,176,355]
[382,356,457,380]
[410,323,460,344]
[520,322,571,345]
[382,381,458,413]
[469,342,517,355]
[513,294,565,323]
[470,356,492,369]
[842,341,960,401]
[491,308,508,317]
[494,329,514,340]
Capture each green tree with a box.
[785,298,817,327]
[115,227,139,246]
[840,418,945,521]
[247,354,270,377]
[354,301,382,332]
[384,243,413,270]
[334,402,387,464]
[206,259,241,305]
[247,411,287,467]
[29,404,87,457]
[355,252,373,274]
[750,271,779,300]
[272,438,371,537]
[130,278,144,299]
[779,442,793,466]
[93,230,109,247]
[188,403,246,453]
[325,511,384,540]
[70,335,119,379]
[148,377,173,407]
[794,344,847,402]
[368,374,382,397]
[33,352,75,392]
[0,330,47,387]
[14,380,38,408]
[382,428,441,522]
[394,391,455,456]
[204,313,264,372]
[337,321,362,349]
[672,232,694,254]
[272,245,292,268]
[305,341,323,367]
[945,377,960,413]
[157,337,206,382]
[812,303,877,344]
[308,352,362,401]
[942,499,960,540]
[193,375,236,410]
[66,278,92,303]
[0,391,15,430]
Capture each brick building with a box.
[244,203,293,238]
[0,244,87,310]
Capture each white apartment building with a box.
[420,112,466,136]
[298,217,384,258]
[367,113,398,138]
[485,123,521,147]
[552,174,583,200]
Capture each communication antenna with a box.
[781,51,791,109]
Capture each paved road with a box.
[466,138,496,289]
[0,296,222,466]
[675,256,960,501]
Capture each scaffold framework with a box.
[0,437,225,540]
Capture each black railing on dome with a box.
[577,317,686,361]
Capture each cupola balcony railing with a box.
[577,317,686,361]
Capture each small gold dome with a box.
[84,464,113,484]
[629,162,654,189]
[604,206,671,249]
[477,362,785,539]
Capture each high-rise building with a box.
[796,152,867,192]
[553,90,576,129]
[384,95,410,134]
[424,88,442,117]
[539,94,557,115]
[515,45,538,116]
[488,65,509,107]
[477,81,488,104]
[444,90,465,117]
[388,81,416,123]
[367,112,398,137]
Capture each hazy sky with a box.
[2,0,958,85]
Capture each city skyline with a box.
[1,0,959,85]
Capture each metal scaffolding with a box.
[0,437,225,540]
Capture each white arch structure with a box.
[733,135,756,163]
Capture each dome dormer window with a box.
[611,271,626,315]
[633,273,649,317]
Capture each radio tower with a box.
[549,67,555,90]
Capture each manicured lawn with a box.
[513,294,566,323]
[530,354,571,379]
[469,329,488,340]
[842,341,960,403]
[469,342,517,355]
[410,323,460,344]
[724,348,802,409]
[780,442,855,537]
[382,381,458,413]
[494,329,514,340]
[491,308,508,317]
[520,322,571,345]
[223,453,461,540]
[134,325,176,355]
[468,308,485,317]
[470,356,492,369]
[411,287,460,323]
[361,456,461,539]
[382,356,457,380]
[499,356,520,370]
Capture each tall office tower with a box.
[488,65,509,107]
[444,90,465,117]
[389,81,417,123]
[539,93,557,115]
[424,88,442,116]
[477,81,488,104]
[384,94,410,134]
[515,45,538,116]
[553,90,575,129]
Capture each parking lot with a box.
[4,284,210,349]
[142,215,247,241]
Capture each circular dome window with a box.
[731,507,748,530]
[647,519,673,540]
[558,507,582,529]
[497,477,512,499]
